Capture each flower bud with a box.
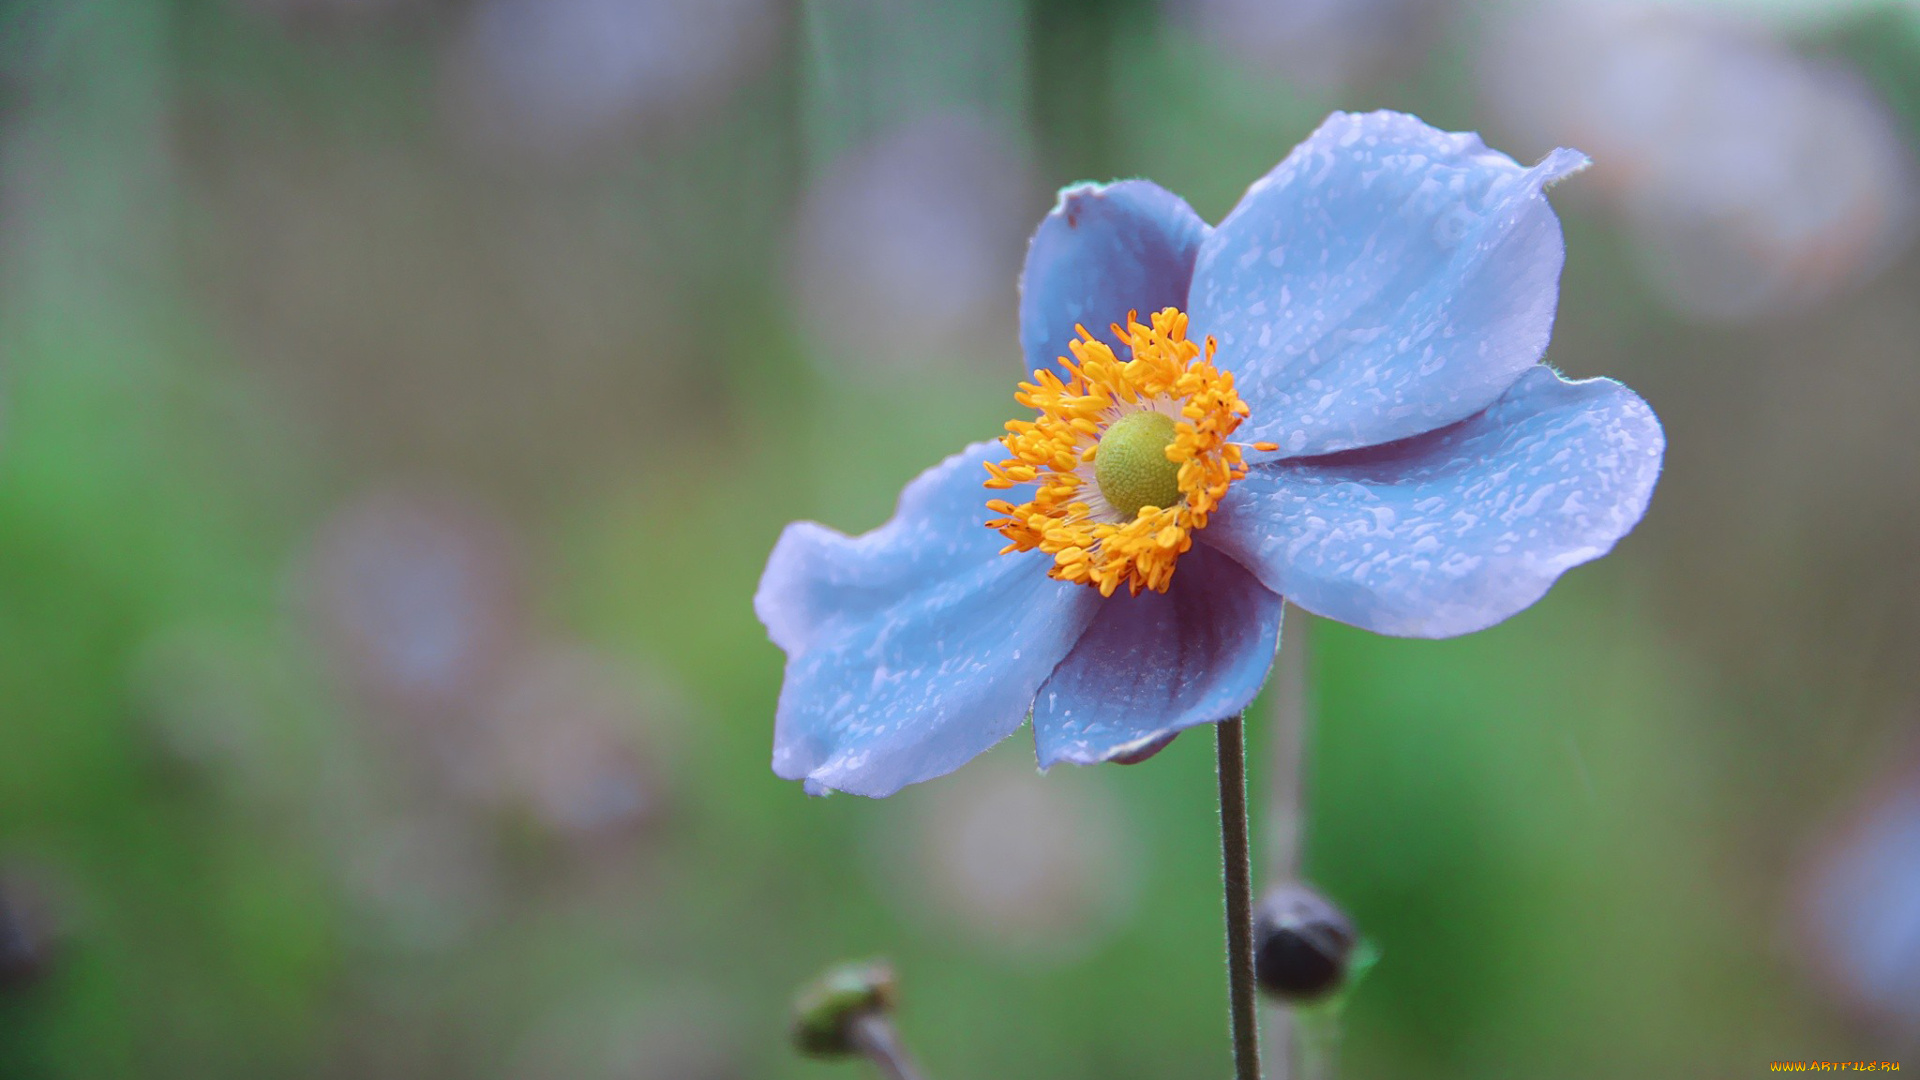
[1253,882,1356,1003]
[789,959,897,1058]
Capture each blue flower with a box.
[756,111,1665,798]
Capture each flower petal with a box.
[1019,180,1212,379]
[1190,110,1589,456]
[1031,542,1283,769]
[1206,368,1663,638]
[756,441,1103,797]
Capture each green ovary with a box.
[1094,411,1182,519]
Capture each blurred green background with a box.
[3,0,1920,1076]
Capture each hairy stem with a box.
[1217,713,1262,1080]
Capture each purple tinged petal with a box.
[1190,110,1589,456]
[1019,180,1212,380]
[1031,542,1283,769]
[1206,367,1664,638]
[757,439,1010,656]
[755,441,1103,797]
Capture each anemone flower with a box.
[757,110,1664,799]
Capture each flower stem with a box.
[847,1012,928,1080]
[1267,608,1312,1077]
[1265,607,1339,1080]
[1266,605,1310,883]
[1217,713,1262,1080]
[1298,1012,1339,1080]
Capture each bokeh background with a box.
[2,0,1919,1076]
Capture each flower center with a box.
[1094,410,1182,518]
[983,308,1270,597]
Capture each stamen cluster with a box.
[985,308,1256,596]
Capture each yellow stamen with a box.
[983,307,1256,596]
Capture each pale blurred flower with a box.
[463,644,680,845]
[1800,767,1920,1024]
[1480,1,1917,321]
[307,487,524,723]
[510,984,734,1080]
[873,749,1138,960]
[338,809,499,952]
[442,0,781,160]
[1648,0,1920,28]
[1171,0,1446,91]
[787,113,1037,374]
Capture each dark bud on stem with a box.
[790,959,898,1058]
[1253,882,1356,1003]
